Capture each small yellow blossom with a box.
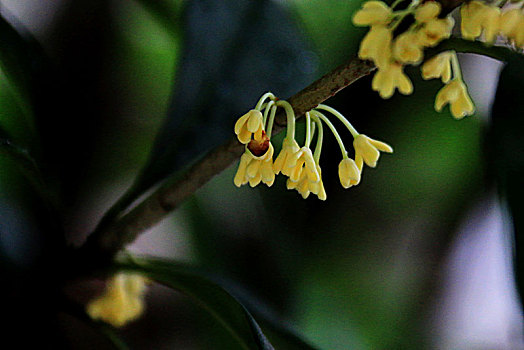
[234,109,264,144]
[273,137,301,176]
[461,1,501,43]
[287,146,320,184]
[418,17,454,47]
[338,158,361,189]
[371,62,413,99]
[359,25,393,69]
[353,134,393,169]
[287,164,326,200]
[461,1,488,40]
[393,31,424,64]
[500,9,524,47]
[435,79,475,119]
[421,51,452,83]
[234,140,275,188]
[415,2,441,23]
[353,1,392,26]
[86,273,148,328]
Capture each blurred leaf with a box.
[0,12,37,117]
[487,55,524,307]
[118,257,319,350]
[133,0,183,36]
[99,0,316,227]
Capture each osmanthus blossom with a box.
[371,62,413,98]
[86,273,148,328]
[500,8,524,48]
[353,134,394,170]
[338,157,361,189]
[234,109,264,144]
[352,0,392,26]
[273,137,301,176]
[461,0,501,44]
[435,78,476,119]
[233,97,393,201]
[421,51,453,83]
[234,135,275,188]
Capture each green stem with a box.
[255,92,276,110]
[315,104,359,138]
[450,50,462,80]
[305,112,312,147]
[266,105,277,139]
[276,100,296,140]
[311,110,348,159]
[262,100,275,127]
[310,114,324,163]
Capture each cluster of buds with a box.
[353,0,476,119]
[234,93,393,201]
[86,273,148,327]
[461,0,524,48]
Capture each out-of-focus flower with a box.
[461,1,501,43]
[338,158,361,188]
[421,51,452,83]
[418,17,454,47]
[393,31,424,64]
[358,25,393,69]
[435,79,475,119]
[353,1,392,26]
[86,273,148,328]
[353,134,394,169]
[415,2,441,23]
[371,62,413,99]
[500,8,524,47]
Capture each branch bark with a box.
[78,56,375,261]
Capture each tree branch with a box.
[78,56,375,261]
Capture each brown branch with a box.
[78,56,375,262]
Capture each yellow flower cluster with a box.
[86,273,148,327]
[353,0,454,99]
[233,94,393,201]
[461,1,524,48]
[353,0,480,119]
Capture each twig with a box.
[78,56,375,261]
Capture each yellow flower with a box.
[234,139,275,188]
[418,17,454,47]
[353,134,393,169]
[273,137,301,176]
[234,109,264,144]
[353,1,392,26]
[86,273,148,328]
[415,2,441,23]
[421,51,452,83]
[461,1,488,40]
[287,164,326,200]
[287,146,320,184]
[392,31,424,64]
[371,62,413,99]
[435,79,475,119]
[338,158,361,188]
[358,25,393,69]
[461,1,501,43]
[500,9,524,47]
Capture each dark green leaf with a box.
[99,0,317,227]
[487,55,524,307]
[117,257,319,350]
